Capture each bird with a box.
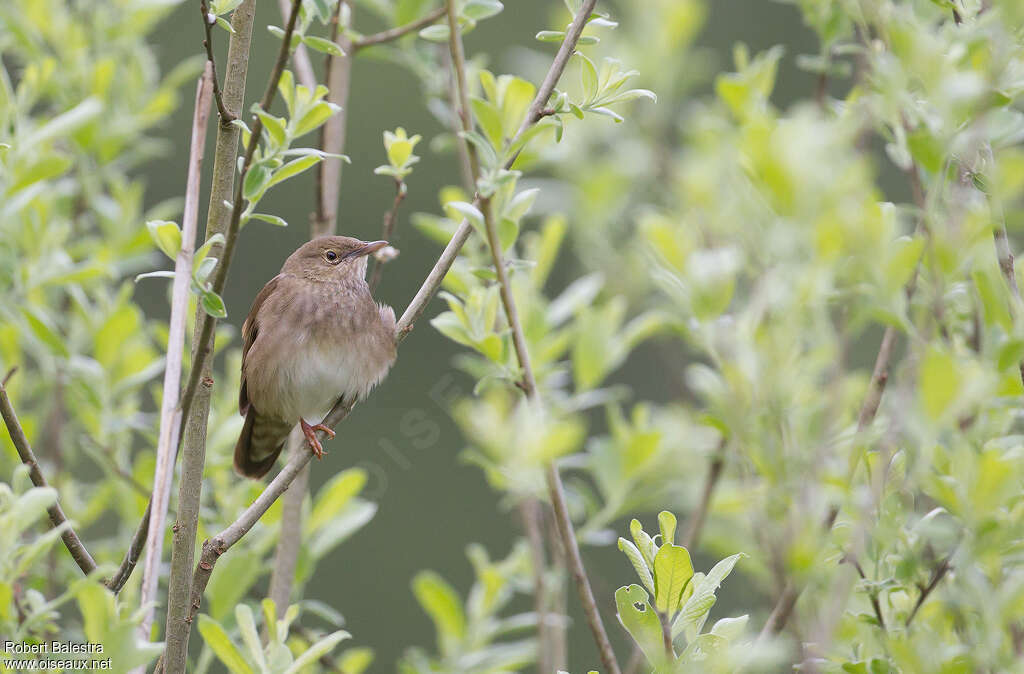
[233,235,396,478]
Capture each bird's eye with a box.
[325,250,338,262]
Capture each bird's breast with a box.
[246,297,395,424]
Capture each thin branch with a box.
[978,144,1024,387]
[681,440,726,550]
[352,5,447,50]
[368,180,406,292]
[2,366,17,387]
[445,0,480,181]
[1,380,98,576]
[267,431,310,614]
[278,0,317,92]
[520,498,552,674]
[905,555,952,627]
[137,65,214,647]
[199,0,236,123]
[315,0,353,236]
[481,196,621,673]
[843,555,886,631]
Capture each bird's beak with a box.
[348,240,389,259]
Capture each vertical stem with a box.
[137,65,215,650]
[481,198,621,674]
[157,3,259,669]
[267,428,310,614]
[315,0,353,235]
[1,381,97,576]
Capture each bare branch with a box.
[480,194,620,672]
[681,440,725,550]
[905,555,952,627]
[843,554,886,631]
[138,65,214,646]
[1,380,97,576]
[352,5,447,50]
[199,0,236,123]
[368,180,406,292]
[315,0,353,236]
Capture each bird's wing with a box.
[239,274,284,416]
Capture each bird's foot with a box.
[300,419,335,459]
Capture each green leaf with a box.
[216,16,235,33]
[630,518,657,568]
[196,232,226,263]
[22,307,69,358]
[201,290,228,318]
[295,101,340,137]
[920,346,959,419]
[653,544,693,615]
[253,107,287,146]
[614,585,665,666]
[471,97,505,150]
[302,35,346,57]
[419,24,450,42]
[446,201,485,230]
[309,468,367,532]
[198,614,254,674]
[618,537,655,594]
[266,155,321,190]
[283,631,351,673]
[235,604,266,669]
[248,213,288,228]
[146,220,182,260]
[243,163,272,201]
[535,30,565,42]
[658,511,677,546]
[412,571,466,649]
[278,70,296,116]
[578,52,599,101]
[462,0,503,20]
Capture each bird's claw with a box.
[300,420,334,459]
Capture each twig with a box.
[681,439,726,550]
[199,0,236,123]
[520,498,552,674]
[481,196,621,673]
[978,144,1024,387]
[2,366,16,387]
[352,5,447,50]
[137,64,214,650]
[445,0,480,181]
[843,555,886,631]
[368,180,406,292]
[1,380,98,576]
[277,0,317,92]
[905,555,952,627]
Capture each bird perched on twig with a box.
[233,236,396,478]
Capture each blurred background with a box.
[132,0,831,670]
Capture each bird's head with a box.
[283,235,388,284]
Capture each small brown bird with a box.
[234,236,396,478]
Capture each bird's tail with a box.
[234,408,292,479]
